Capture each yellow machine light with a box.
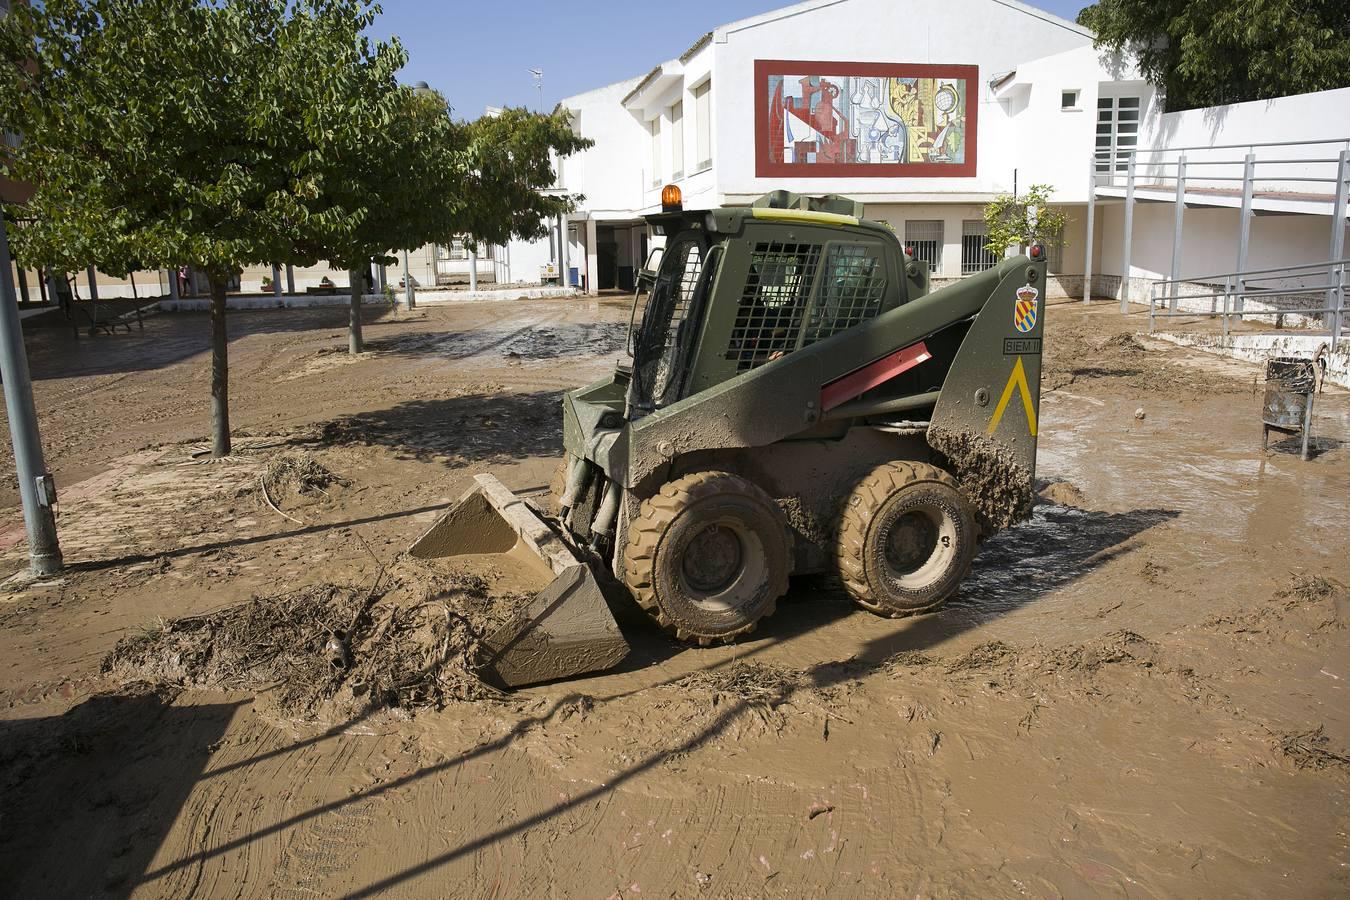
[661,184,683,212]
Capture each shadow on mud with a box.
[66,501,449,573]
[1265,434,1343,460]
[105,501,1178,895]
[22,304,387,381]
[311,390,565,468]
[0,687,243,898]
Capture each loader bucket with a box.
[409,473,629,687]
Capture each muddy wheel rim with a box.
[885,511,939,574]
[877,504,957,590]
[682,524,744,593]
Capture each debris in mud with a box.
[1276,573,1343,610]
[1035,478,1086,508]
[1100,333,1146,354]
[102,559,525,717]
[944,632,1160,678]
[1042,326,1246,395]
[261,451,348,500]
[101,583,372,713]
[928,425,1033,532]
[1141,559,1170,584]
[946,641,1017,673]
[1279,726,1350,771]
[883,650,937,670]
[676,662,802,711]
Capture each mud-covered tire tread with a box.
[623,471,790,644]
[837,461,972,618]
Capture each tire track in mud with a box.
[137,715,388,899]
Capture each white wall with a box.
[1136,86,1350,192]
[999,45,1157,202]
[557,76,650,215]
[1096,202,1349,301]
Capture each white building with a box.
[537,0,1348,322]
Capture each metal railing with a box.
[1146,257,1346,349]
[1083,137,1350,312]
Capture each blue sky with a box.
[368,0,1092,119]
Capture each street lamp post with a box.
[0,206,62,575]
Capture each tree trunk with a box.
[348,267,363,355]
[209,274,231,457]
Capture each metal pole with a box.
[1328,150,1348,337]
[1169,155,1186,313]
[1083,155,1096,303]
[86,265,99,303]
[1148,282,1156,333]
[0,207,62,575]
[1332,262,1344,350]
[402,249,415,309]
[1119,152,1136,313]
[15,264,29,305]
[1236,153,1255,316]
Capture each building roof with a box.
[712,0,1092,42]
[598,0,1097,110]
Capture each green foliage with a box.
[982,184,1066,258]
[1078,0,1350,111]
[454,107,591,248]
[0,0,591,276]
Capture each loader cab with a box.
[626,195,909,418]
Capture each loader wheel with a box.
[837,462,976,617]
[624,471,791,645]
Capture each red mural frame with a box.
[754,59,979,178]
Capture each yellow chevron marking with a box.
[987,355,1038,437]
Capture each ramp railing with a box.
[1146,257,1347,349]
[1083,137,1350,310]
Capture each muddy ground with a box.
[0,296,1345,898]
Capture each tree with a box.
[314,98,591,355]
[1078,0,1350,111]
[2,0,593,460]
[309,91,589,355]
[1,0,410,455]
[982,184,1066,258]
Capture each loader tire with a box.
[624,471,791,645]
[837,462,976,617]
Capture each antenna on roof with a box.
[528,67,544,112]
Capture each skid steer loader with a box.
[411,188,1047,687]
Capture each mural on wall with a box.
[754,60,978,177]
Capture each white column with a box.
[1169,155,1186,312]
[1235,153,1256,315]
[559,214,570,288]
[585,218,599,295]
[1119,154,1137,312]
[1083,156,1096,303]
[468,243,478,292]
